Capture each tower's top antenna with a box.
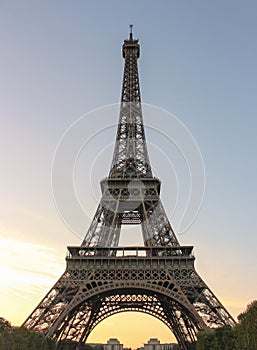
[123,24,139,58]
[129,24,133,40]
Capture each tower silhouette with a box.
[23,28,235,350]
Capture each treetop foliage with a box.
[197,300,257,350]
[0,318,56,350]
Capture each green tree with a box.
[213,326,236,350]
[196,330,215,350]
[0,318,11,334]
[0,317,57,350]
[0,317,13,350]
[196,327,237,350]
[93,345,103,350]
[7,327,56,350]
[172,345,179,350]
[236,300,257,350]
[58,340,97,349]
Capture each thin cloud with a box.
[0,237,63,292]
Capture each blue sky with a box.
[0,1,257,347]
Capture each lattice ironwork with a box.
[23,27,236,350]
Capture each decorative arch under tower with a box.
[23,28,235,350]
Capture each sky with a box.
[0,0,257,348]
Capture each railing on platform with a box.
[66,246,194,259]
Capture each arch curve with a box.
[53,285,204,349]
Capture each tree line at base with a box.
[196,300,257,350]
[0,300,256,350]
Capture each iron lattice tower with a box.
[23,28,235,350]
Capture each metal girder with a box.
[23,264,203,349]
[81,179,179,247]
[23,250,235,350]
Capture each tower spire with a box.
[109,29,151,178]
[129,24,133,40]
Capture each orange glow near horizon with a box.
[87,312,176,348]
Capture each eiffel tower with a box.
[23,27,235,350]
